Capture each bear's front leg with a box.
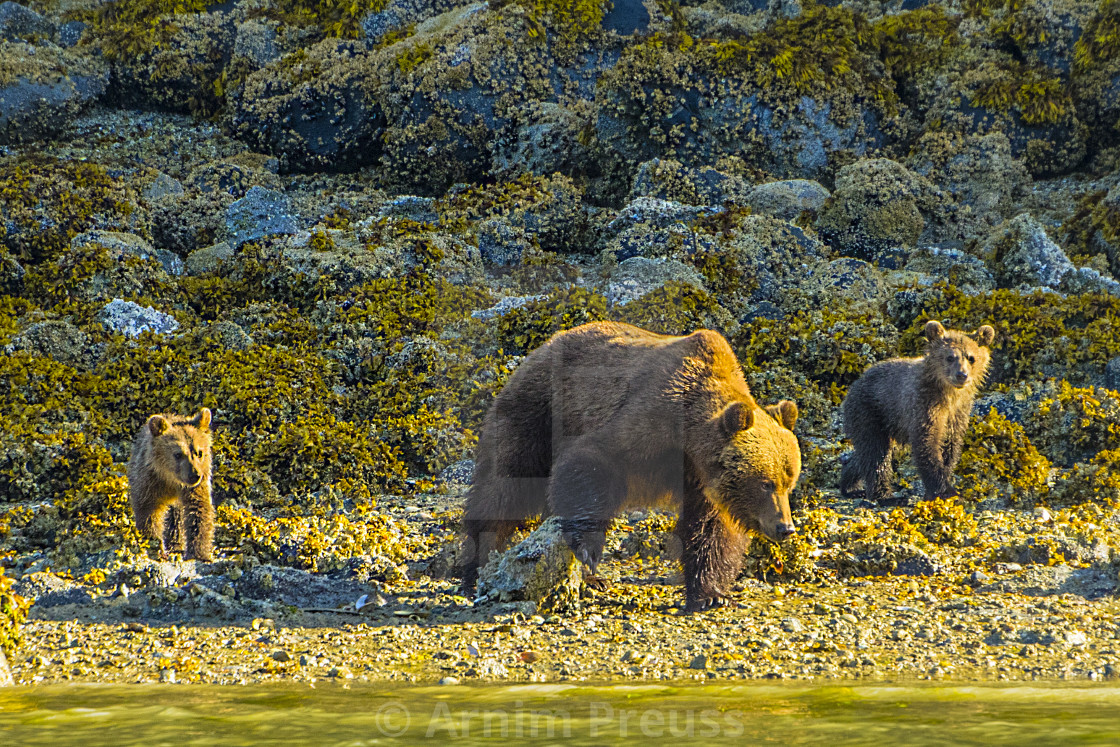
[135,500,171,560]
[913,420,955,499]
[182,482,215,562]
[163,503,185,555]
[679,488,747,612]
[549,444,625,586]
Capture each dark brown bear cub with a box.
[128,408,214,561]
[839,321,995,503]
[458,322,802,612]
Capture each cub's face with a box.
[924,321,995,389]
[147,410,212,488]
[707,400,801,543]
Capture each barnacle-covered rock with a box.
[6,320,89,365]
[906,132,1029,240]
[0,41,107,144]
[982,212,1075,289]
[476,516,583,612]
[747,179,830,221]
[921,57,1086,177]
[604,256,706,307]
[629,158,752,207]
[816,157,943,263]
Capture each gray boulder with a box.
[222,186,300,248]
[99,299,180,338]
[984,213,1074,289]
[605,256,706,306]
[0,2,52,41]
[0,42,107,144]
[748,179,830,221]
[476,516,583,610]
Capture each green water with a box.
[1,682,1119,745]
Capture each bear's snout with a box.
[775,521,796,541]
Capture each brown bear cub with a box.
[458,322,802,612]
[839,321,995,503]
[128,408,215,562]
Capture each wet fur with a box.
[128,409,214,561]
[839,321,995,502]
[458,322,801,611]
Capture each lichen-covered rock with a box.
[0,2,53,42]
[747,179,830,221]
[185,241,235,275]
[222,186,300,248]
[99,299,179,338]
[983,213,1075,289]
[477,218,530,267]
[0,41,107,144]
[229,38,385,172]
[629,159,752,206]
[902,245,996,294]
[72,230,183,276]
[906,132,1029,240]
[6,320,89,364]
[0,249,25,294]
[715,214,832,315]
[95,9,235,117]
[476,516,583,611]
[595,11,900,181]
[604,256,706,306]
[491,101,597,180]
[817,158,941,261]
[921,58,1087,177]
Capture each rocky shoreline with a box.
[1,0,1120,688]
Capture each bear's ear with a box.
[766,400,798,431]
[923,320,946,342]
[975,325,995,347]
[147,415,170,437]
[193,408,212,431]
[718,402,754,439]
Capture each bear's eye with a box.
[759,479,775,492]
[946,353,957,362]
[967,355,975,364]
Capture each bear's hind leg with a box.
[679,488,747,612]
[849,432,893,503]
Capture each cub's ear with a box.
[718,402,755,439]
[193,408,212,431]
[147,415,170,437]
[975,325,995,347]
[766,400,799,431]
[923,320,946,342]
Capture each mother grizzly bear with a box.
[458,322,801,611]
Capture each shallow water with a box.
[1,681,1119,745]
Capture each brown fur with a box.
[128,408,215,561]
[458,322,802,612]
[839,321,995,502]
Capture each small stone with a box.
[970,571,991,586]
[518,651,541,663]
[688,654,707,670]
[1034,507,1052,523]
[159,668,177,683]
[271,650,291,662]
[781,617,804,633]
[1066,631,1088,647]
[439,676,461,685]
[328,666,354,679]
